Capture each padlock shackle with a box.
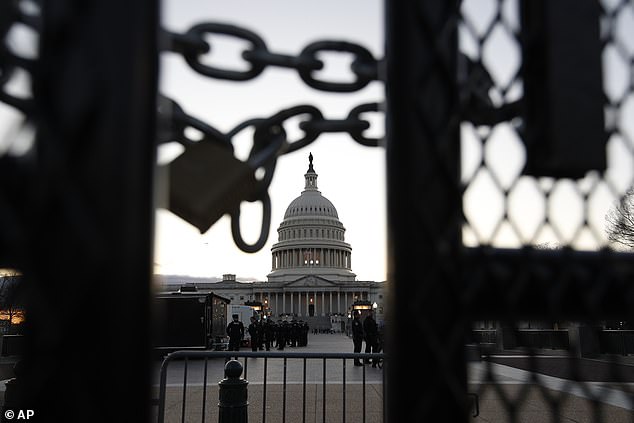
[230,191,271,253]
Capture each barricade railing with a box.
[156,350,386,423]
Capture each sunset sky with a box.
[154,0,387,281]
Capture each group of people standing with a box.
[227,311,382,368]
[351,310,381,367]
[226,314,310,352]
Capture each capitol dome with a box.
[267,154,355,283]
[284,192,338,219]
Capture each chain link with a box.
[161,97,383,169]
[161,29,210,57]
[297,40,379,92]
[230,190,272,254]
[259,105,323,154]
[157,94,233,150]
[294,103,384,148]
[165,22,383,92]
[184,23,269,81]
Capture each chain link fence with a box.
[387,0,634,421]
[460,0,624,251]
[464,0,634,420]
[386,0,634,421]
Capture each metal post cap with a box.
[224,359,243,379]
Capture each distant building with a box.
[161,154,386,326]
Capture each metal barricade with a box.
[156,351,386,423]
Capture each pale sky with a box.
[155,0,387,281]
[151,0,634,279]
[0,0,628,281]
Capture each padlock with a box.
[168,141,256,233]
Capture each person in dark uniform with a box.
[263,318,274,351]
[297,321,305,347]
[248,316,260,352]
[290,320,300,347]
[226,314,244,356]
[272,320,279,349]
[351,311,364,366]
[277,320,287,350]
[257,317,265,351]
[297,320,303,346]
[301,322,309,347]
[363,310,379,367]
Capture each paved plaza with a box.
[153,333,384,423]
[152,333,634,422]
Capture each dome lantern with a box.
[304,152,318,191]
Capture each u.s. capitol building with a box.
[161,154,385,326]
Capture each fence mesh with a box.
[458,0,634,421]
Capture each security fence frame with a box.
[387,0,634,422]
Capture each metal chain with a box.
[161,22,383,92]
[0,12,385,254]
[161,96,383,252]
[161,98,383,158]
[157,95,233,150]
[237,102,382,251]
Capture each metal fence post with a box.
[18,1,158,420]
[219,360,249,423]
[386,0,466,421]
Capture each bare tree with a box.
[0,272,24,331]
[606,187,634,250]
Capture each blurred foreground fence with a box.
[387,0,634,421]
